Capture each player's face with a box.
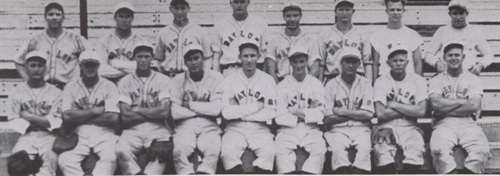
[114,11,134,30]
[26,60,46,80]
[135,50,153,71]
[290,55,308,74]
[80,62,100,78]
[449,9,468,29]
[170,5,190,21]
[185,51,204,74]
[444,48,465,71]
[230,0,249,15]
[386,1,404,23]
[335,5,354,23]
[387,53,408,74]
[283,10,301,30]
[45,8,64,29]
[341,58,360,75]
[239,47,259,72]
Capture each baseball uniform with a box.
[318,26,372,79]
[154,21,212,75]
[220,69,277,171]
[170,70,224,174]
[58,77,120,176]
[274,74,326,174]
[370,26,423,76]
[424,24,494,70]
[265,30,321,80]
[428,71,490,174]
[9,83,62,176]
[373,72,427,167]
[14,29,93,86]
[115,71,172,175]
[324,74,374,172]
[96,32,150,79]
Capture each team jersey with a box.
[96,32,150,78]
[325,75,374,127]
[318,26,372,76]
[9,83,62,135]
[275,74,325,128]
[370,26,423,75]
[428,71,483,112]
[212,14,269,64]
[154,21,212,72]
[374,72,427,127]
[14,29,93,84]
[62,77,120,137]
[425,24,494,70]
[265,30,321,78]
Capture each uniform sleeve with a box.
[411,30,424,52]
[199,27,214,59]
[264,36,277,62]
[373,78,388,106]
[424,28,444,67]
[414,77,428,104]
[360,81,375,113]
[154,32,166,61]
[46,92,63,131]
[303,80,325,123]
[468,75,484,96]
[61,85,75,112]
[428,76,442,96]
[210,75,224,101]
[361,31,373,65]
[369,34,380,53]
[274,82,298,127]
[317,31,327,66]
[308,34,322,66]
[13,39,34,65]
[474,28,494,68]
[210,22,222,54]
[104,83,120,113]
[324,82,335,116]
[77,34,94,52]
[159,77,171,100]
[8,91,30,134]
[169,79,198,120]
[221,78,260,120]
[117,78,132,105]
[242,77,277,122]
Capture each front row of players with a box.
[9,39,490,175]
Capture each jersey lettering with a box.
[223,31,259,47]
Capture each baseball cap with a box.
[79,51,101,65]
[339,47,361,61]
[448,0,468,11]
[133,40,154,55]
[443,40,465,54]
[238,39,260,53]
[288,46,308,59]
[25,51,48,64]
[335,0,354,9]
[182,43,203,59]
[113,1,135,14]
[387,43,408,59]
[171,0,189,7]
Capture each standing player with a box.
[424,0,493,76]
[319,0,373,84]
[154,0,212,77]
[58,51,120,176]
[14,2,92,89]
[370,0,423,79]
[274,46,326,174]
[170,44,224,174]
[372,44,427,174]
[115,42,173,175]
[265,4,321,83]
[96,1,150,82]
[8,51,61,176]
[323,48,374,174]
[212,0,269,76]
[429,42,490,174]
[220,40,276,174]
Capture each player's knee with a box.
[468,146,490,161]
[99,150,117,162]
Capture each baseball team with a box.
[7,0,493,175]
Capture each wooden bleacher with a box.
[0,0,499,174]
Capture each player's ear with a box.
[169,6,174,13]
[352,9,356,14]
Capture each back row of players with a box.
[8,0,492,175]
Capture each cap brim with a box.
[448,4,467,10]
[289,52,308,59]
[80,60,100,65]
[26,56,47,63]
[341,54,360,61]
[184,49,203,58]
[336,1,354,8]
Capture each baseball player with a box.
[154,0,213,77]
[220,40,276,174]
[115,41,173,175]
[428,42,490,174]
[424,0,494,76]
[8,51,62,176]
[170,43,224,174]
[57,51,120,176]
[96,1,150,83]
[318,0,373,84]
[370,0,423,79]
[14,2,93,89]
[274,46,326,174]
[265,4,321,83]
[372,44,427,174]
[323,47,374,174]
[212,0,269,76]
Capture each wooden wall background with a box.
[0,0,499,173]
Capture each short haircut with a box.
[443,43,464,54]
[388,50,408,59]
[171,0,190,7]
[184,50,203,60]
[133,46,154,57]
[282,5,302,15]
[384,0,405,9]
[45,2,64,16]
[114,8,134,18]
[238,43,259,54]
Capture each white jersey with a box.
[212,14,269,64]
[428,71,482,105]
[154,21,212,72]
[265,30,321,78]
[62,78,120,137]
[96,32,150,78]
[275,74,325,128]
[319,26,372,76]
[374,72,427,127]
[425,24,493,69]
[14,29,93,84]
[9,83,62,135]
[370,26,423,75]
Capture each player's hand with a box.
[333,107,347,116]
[308,100,322,108]
[258,101,265,109]
[469,63,484,76]
[435,61,446,74]
[387,101,398,109]
[182,93,192,108]
[386,92,396,102]
[20,111,33,120]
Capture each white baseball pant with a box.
[325,126,372,171]
[12,131,58,176]
[373,125,425,167]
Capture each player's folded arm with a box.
[221,104,260,120]
[389,100,427,119]
[374,101,403,123]
[19,112,51,128]
[339,108,374,122]
[428,93,465,113]
[171,103,197,120]
[323,114,351,126]
[242,107,276,122]
[118,102,147,127]
[87,112,119,128]
[190,99,222,117]
[134,99,171,121]
[62,107,102,125]
[448,94,482,115]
